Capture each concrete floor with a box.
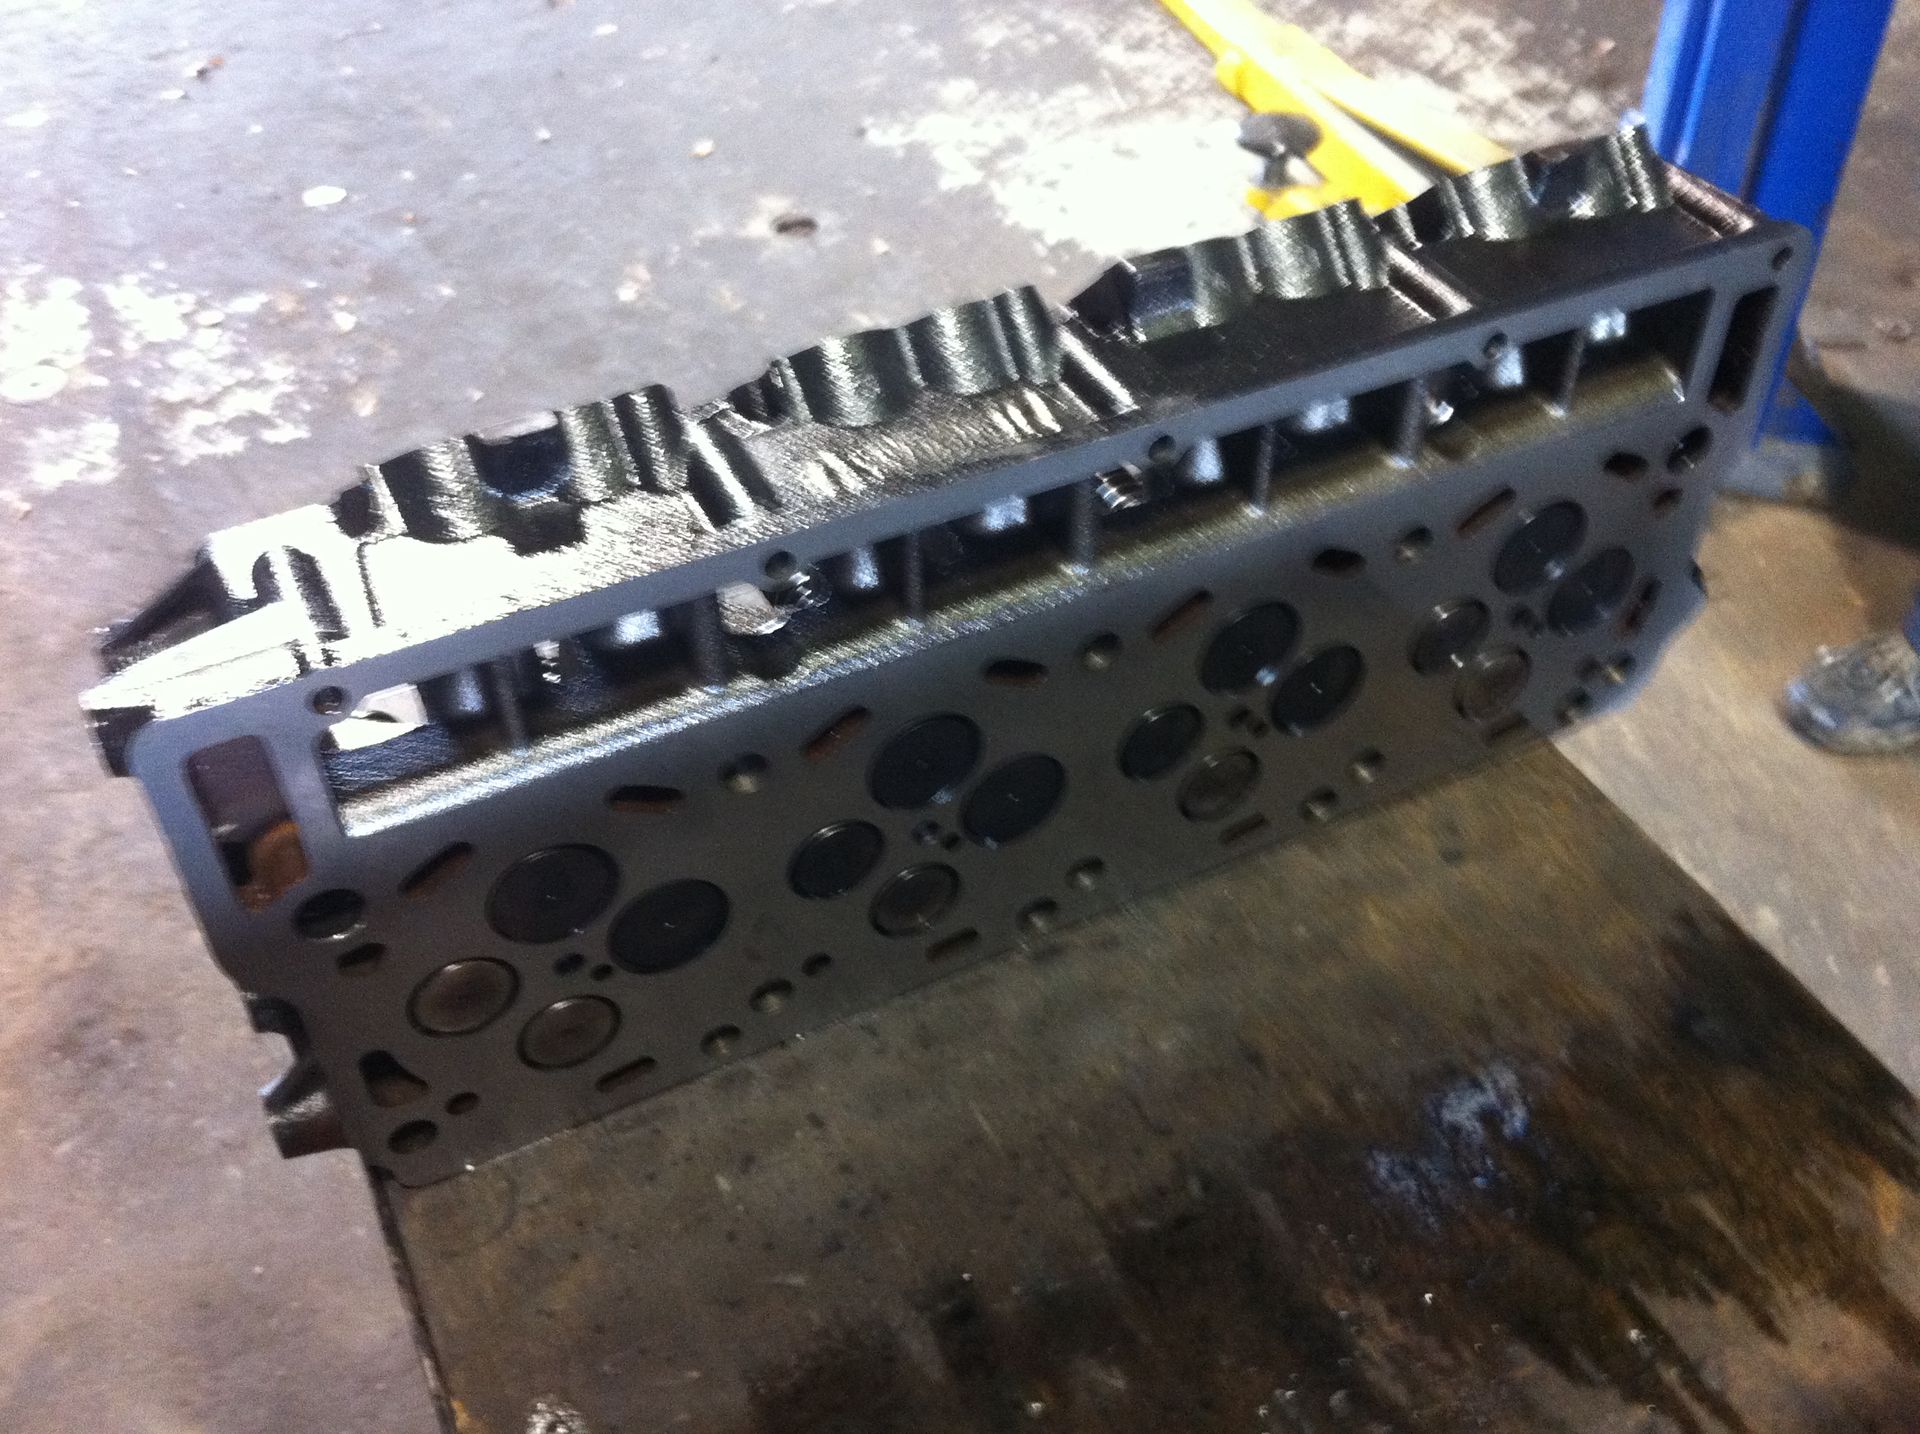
[1,0,1916,1430]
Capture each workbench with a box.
[378,742,1920,1432]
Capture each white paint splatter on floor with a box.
[98,272,314,459]
[99,276,197,353]
[868,0,1622,259]
[867,9,1247,258]
[0,267,323,502]
[614,261,653,304]
[869,73,1248,258]
[1294,0,1622,143]
[0,270,94,405]
[19,417,121,492]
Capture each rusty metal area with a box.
[382,743,1920,1433]
[84,130,1808,1183]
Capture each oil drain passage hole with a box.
[445,1092,478,1116]
[1508,605,1544,637]
[721,754,770,794]
[1394,526,1434,563]
[801,953,834,978]
[1312,548,1366,576]
[338,942,385,976]
[1668,426,1713,472]
[399,842,474,898]
[1604,451,1649,479]
[983,658,1048,687]
[1151,589,1214,642]
[387,1120,437,1155]
[750,979,795,1014]
[1652,487,1684,515]
[309,685,348,716]
[1068,858,1106,891]
[1349,749,1385,784]
[1301,789,1339,823]
[702,1025,742,1058]
[1772,245,1793,270]
[608,784,684,813]
[295,888,366,941]
[596,1056,656,1092]
[927,928,982,963]
[803,707,871,762]
[763,549,799,581]
[1019,899,1060,935]
[553,953,586,977]
[1081,633,1121,670]
[1482,331,1510,362]
[1147,434,1180,465]
[1456,487,1516,538]
[590,963,614,981]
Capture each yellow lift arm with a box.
[1159,0,1512,217]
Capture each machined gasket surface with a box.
[85,130,1807,1182]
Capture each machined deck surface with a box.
[381,743,1920,1433]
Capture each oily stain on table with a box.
[389,748,1920,1433]
[740,918,1920,1434]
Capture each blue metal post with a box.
[1644,0,1896,446]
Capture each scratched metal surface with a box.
[382,743,1920,1433]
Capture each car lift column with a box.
[1643,0,1898,496]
